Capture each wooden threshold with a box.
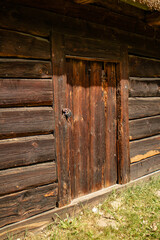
[0,170,159,240]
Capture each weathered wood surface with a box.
[146,12,160,27]
[130,154,160,180]
[0,79,53,107]
[129,55,160,77]
[117,48,130,184]
[66,59,117,198]
[6,0,145,20]
[129,97,160,119]
[130,135,160,163]
[52,33,71,207]
[0,29,50,59]
[129,78,160,97]
[0,162,57,196]
[103,63,117,187]
[0,3,160,59]
[0,183,58,228]
[65,35,121,61]
[0,135,55,170]
[0,59,52,78]
[0,107,54,139]
[3,0,153,37]
[88,61,105,192]
[129,115,160,140]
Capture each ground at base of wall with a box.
[11,175,160,240]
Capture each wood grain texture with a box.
[0,135,55,170]
[0,107,55,139]
[0,79,53,107]
[3,0,153,37]
[129,115,160,140]
[130,135,160,163]
[69,60,90,197]
[1,2,160,59]
[129,55,160,77]
[129,78,160,97]
[52,33,71,207]
[0,183,58,228]
[103,63,117,187]
[89,61,105,192]
[130,154,160,180]
[0,162,57,196]
[0,59,52,78]
[0,29,50,59]
[116,48,130,184]
[66,59,118,197]
[129,97,160,119]
[64,35,121,61]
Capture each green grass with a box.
[12,177,160,240]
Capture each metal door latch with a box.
[62,108,72,120]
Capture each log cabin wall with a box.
[0,0,160,234]
[129,55,160,180]
[0,7,58,228]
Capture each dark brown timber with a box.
[130,135,160,163]
[52,32,71,207]
[129,97,160,119]
[129,78,160,97]
[129,115,160,140]
[130,154,160,180]
[103,63,117,187]
[0,135,55,170]
[0,183,58,228]
[0,162,57,196]
[117,48,130,184]
[0,29,50,59]
[0,60,52,79]
[129,55,160,77]
[0,79,53,107]
[0,107,54,139]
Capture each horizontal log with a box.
[0,107,55,139]
[0,59,52,78]
[3,0,152,37]
[129,115,160,140]
[0,135,55,170]
[0,162,57,196]
[0,79,53,107]
[0,183,58,228]
[146,12,160,27]
[129,55,160,77]
[0,29,50,59]
[130,135,160,163]
[64,35,121,60]
[129,97,160,119]
[129,78,160,97]
[130,154,160,180]
[0,3,160,59]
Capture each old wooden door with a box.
[65,58,117,199]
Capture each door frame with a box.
[51,32,130,207]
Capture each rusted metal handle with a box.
[62,108,72,120]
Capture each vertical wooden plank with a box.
[90,62,105,192]
[51,32,71,207]
[79,61,90,196]
[69,60,88,198]
[72,60,81,198]
[103,63,117,187]
[66,59,74,199]
[117,48,130,184]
